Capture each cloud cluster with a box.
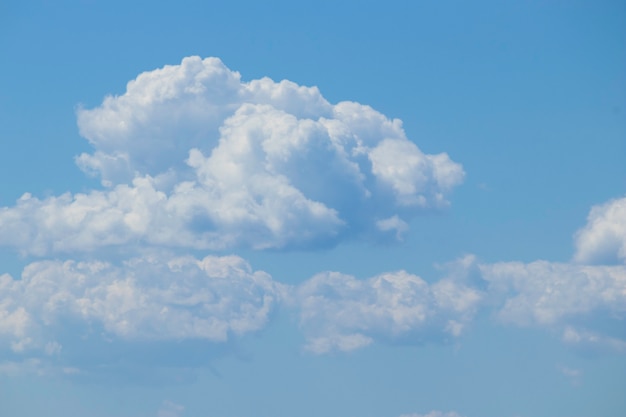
[2,192,626,363]
[0,254,282,355]
[295,270,482,353]
[0,195,625,375]
[0,255,484,361]
[0,56,465,255]
[468,200,626,351]
[1,56,625,380]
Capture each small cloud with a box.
[558,365,581,378]
[44,341,62,356]
[477,182,490,191]
[376,215,409,240]
[573,196,626,265]
[557,364,582,386]
[157,400,184,417]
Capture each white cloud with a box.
[562,326,626,353]
[0,171,342,255]
[0,56,464,255]
[467,252,626,353]
[480,261,626,326]
[0,253,283,355]
[557,364,581,378]
[4,194,626,364]
[464,195,626,352]
[573,196,626,264]
[294,270,483,354]
[0,358,45,377]
[157,401,185,417]
[2,257,485,360]
[376,215,410,240]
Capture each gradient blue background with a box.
[1,1,625,416]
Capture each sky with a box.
[0,1,625,417]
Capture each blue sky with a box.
[0,1,625,417]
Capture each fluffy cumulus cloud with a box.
[0,56,464,255]
[2,55,625,376]
[0,253,283,357]
[573,196,626,264]
[0,258,486,360]
[294,270,483,353]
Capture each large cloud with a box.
[0,253,283,357]
[294,269,483,353]
[573,196,626,264]
[0,56,464,255]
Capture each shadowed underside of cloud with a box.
[0,56,464,255]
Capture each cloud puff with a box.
[75,57,332,183]
[157,401,185,417]
[0,253,282,356]
[294,270,483,353]
[0,56,464,255]
[573,196,626,264]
